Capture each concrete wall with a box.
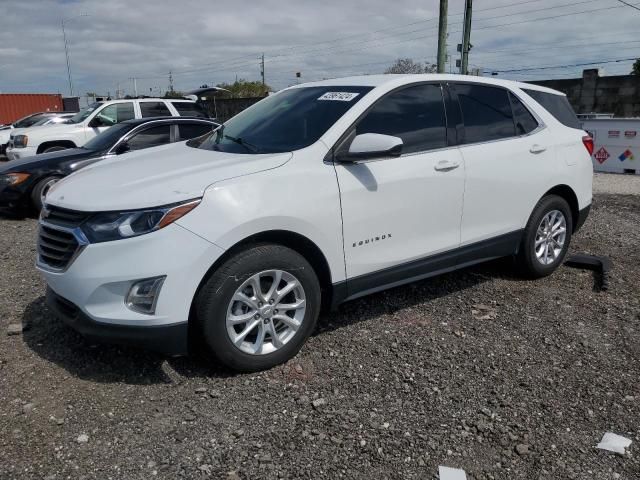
[530,69,640,117]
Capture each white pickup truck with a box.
[6,98,208,161]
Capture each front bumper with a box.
[47,287,189,355]
[38,221,225,353]
[0,181,33,213]
[6,146,37,161]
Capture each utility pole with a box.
[461,0,473,75]
[130,77,138,97]
[437,0,448,73]
[61,14,89,97]
[260,53,265,88]
[62,20,73,96]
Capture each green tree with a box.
[215,79,271,98]
[385,58,437,74]
[632,59,640,75]
[163,90,185,99]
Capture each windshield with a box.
[189,86,372,154]
[83,123,133,151]
[68,102,102,124]
[13,113,49,128]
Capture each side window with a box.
[171,102,209,118]
[140,102,172,118]
[95,103,135,126]
[126,125,171,151]
[178,122,215,140]
[509,92,538,135]
[454,84,515,144]
[355,84,447,154]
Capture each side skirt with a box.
[331,230,523,308]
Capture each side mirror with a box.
[114,142,130,155]
[336,133,403,163]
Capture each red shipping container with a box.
[0,94,64,125]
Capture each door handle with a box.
[530,144,547,154]
[434,160,460,171]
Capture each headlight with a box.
[0,173,30,186]
[82,199,201,243]
[12,135,28,148]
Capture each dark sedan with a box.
[0,116,218,215]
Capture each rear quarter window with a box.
[522,89,581,129]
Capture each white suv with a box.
[37,75,593,371]
[6,98,208,161]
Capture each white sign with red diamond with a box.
[594,147,610,164]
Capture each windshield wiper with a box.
[223,134,260,154]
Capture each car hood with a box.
[0,128,12,144]
[19,122,81,140]
[0,148,100,173]
[46,142,293,211]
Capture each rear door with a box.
[450,82,556,246]
[125,125,172,151]
[334,83,466,289]
[139,101,173,118]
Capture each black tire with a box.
[195,244,321,372]
[42,145,68,153]
[516,194,573,278]
[30,176,60,213]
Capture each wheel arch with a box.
[542,184,579,231]
[37,140,77,154]
[189,229,336,325]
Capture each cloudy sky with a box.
[1,0,639,98]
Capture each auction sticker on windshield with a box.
[318,92,360,101]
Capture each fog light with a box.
[126,276,166,314]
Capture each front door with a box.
[86,102,135,140]
[334,83,466,295]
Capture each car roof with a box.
[290,74,564,96]
[119,116,217,126]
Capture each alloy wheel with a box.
[534,210,567,265]
[226,270,306,355]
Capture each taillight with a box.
[582,135,594,155]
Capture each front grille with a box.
[37,225,81,270]
[42,205,91,228]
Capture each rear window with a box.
[523,89,580,129]
[509,92,539,135]
[171,102,209,118]
[453,83,516,144]
[140,102,172,118]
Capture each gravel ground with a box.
[593,172,640,196]
[1,175,639,480]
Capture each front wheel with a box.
[516,195,573,278]
[195,244,321,372]
[31,176,61,213]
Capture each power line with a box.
[617,0,640,11]
[129,0,608,81]
[488,57,637,74]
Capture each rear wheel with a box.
[31,176,60,213]
[516,195,573,278]
[195,244,321,372]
